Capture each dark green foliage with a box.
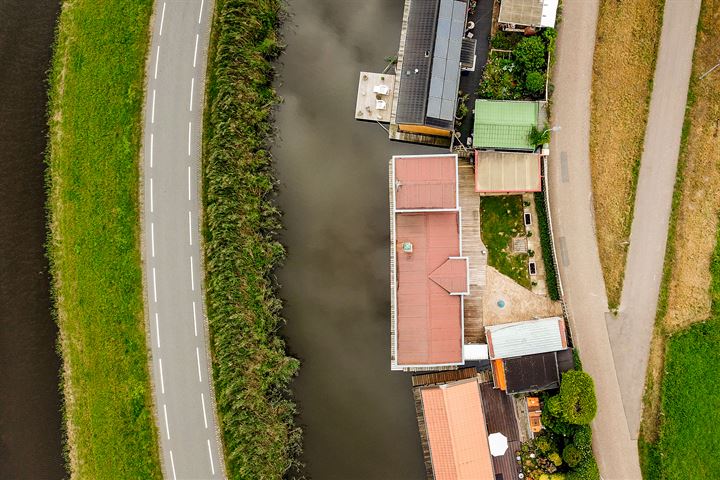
[514,36,547,72]
[562,445,585,468]
[533,191,561,300]
[477,54,523,100]
[565,457,600,480]
[526,71,546,95]
[491,30,523,50]
[559,371,598,425]
[202,0,300,477]
[528,125,550,146]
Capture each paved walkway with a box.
[547,1,642,478]
[608,0,701,438]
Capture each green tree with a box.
[559,370,598,425]
[526,71,546,96]
[562,444,585,468]
[514,35,547,73]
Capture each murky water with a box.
[0,0,66,477]
[275,1,443,478]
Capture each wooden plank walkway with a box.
[479,380,522,479]
[459,160,487,343]
[411,367,477,387]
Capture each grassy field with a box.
[640,2,720,477]
[202,1,301,477]
[46,0,161,478]
[480,195,531,288]
[589,0,665,309]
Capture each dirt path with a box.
[547,1,643,477]
[608,0,701,438]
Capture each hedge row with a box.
[201,1,301,478]
[534,191,561,301]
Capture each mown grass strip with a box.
[46,0,161,478]
[589,0,665,309]
[202,1,301,477]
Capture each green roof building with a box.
[473,100,539,151]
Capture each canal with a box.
[0,0,66,477]
[275,1,441,478]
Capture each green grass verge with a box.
[46,0,161,477]
[534,191,560,301]
[202,1,301,477]
[480,195,531,288]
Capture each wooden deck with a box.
[411,367,478,387]
[479,380,522,480]
[459,160,487,343]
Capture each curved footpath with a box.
[142,0,225,478]
[609,0,701,438]
[547,1,642,478]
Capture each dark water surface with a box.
[275,1,441,478]
[0,0,65,477]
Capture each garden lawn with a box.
[46,0,161,478]
[480,195,530,288]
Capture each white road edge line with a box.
[151,222,156,257]
[201,392,208,428]
[207,439,215,475]
[188,122,192,156]
[150,133,154,168]
[154,45,160,80]
[152,267,158,303]
[196,347,202,382]
[188,211,193,246]
[193,33,199,68]
[151,89,156,123]
[159,2,166,36]
[159,358,165,394]
[155,312,161,348]
[190,256,195,291]
[150,177,154,213]
[189,77,195,111]
[163,404,170,440]
[187,166,192,200]
[199,0,204,24]
[169,450,177,480]
[192,301,198,336]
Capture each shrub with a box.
[534,191,561,300]
[477,56,523,100]
[549,452,563,467]
[535,435,554,454]
[514,36,547,73]
[526,70,546,96]
[566,458,600,480]
[559,371,598,425]
[491,31,523,50]
[528,125,550,146]
[572,425,593,456]
[563,444,585,468]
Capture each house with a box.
[390,154,469,371]
[498,0,560,29]
[390,0,476,143]
[412,368,522,480]
[473,99,539,151]
[474,150,542,194]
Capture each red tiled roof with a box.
[395,155,457,210]
[421,379,494,480]
[430,258,468,294]
[396,212,463,366]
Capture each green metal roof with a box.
[473,100,539,151]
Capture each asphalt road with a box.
[142,1,225,478]
[547,1,643,478]
[608,0,701,438]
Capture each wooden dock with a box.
[411,367,478,387]
[459,160,487,343]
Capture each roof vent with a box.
[402,242,413,253]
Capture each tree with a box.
[562,444,585,468]
[526,71,546,96]
[514,36,547,73]
[559,370,598,425]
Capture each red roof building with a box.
[390,154,469,370]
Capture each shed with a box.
[498,0,559,28]
[473,99,539,151]
[485,316,567,359]
[474,150,542,193]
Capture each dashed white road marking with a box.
[159,2,166,36]
[151,89,156,123]
[154,45,160,79]
[163,404,170,440]
[193,33,199,68]
[189,77,194,111]
[207,439,215,475]
[187,122,192,156]
[198,0,204,24]
[149,133,154,168]
[190,256,195,291]
[188,165,192,200]
[192,301,198,336]
[159,358,165,394]
[201,393,208,428]
[151,221,156,257]
[169,450,177,480]
[150,177,154,213]
[155,312,161,348]
[188,211,193,246]
[152,267,158,303]
[196,347,202,382]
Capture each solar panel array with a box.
[426,0,465,122]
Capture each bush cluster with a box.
[202,1,301,478]
[534,191,561,300]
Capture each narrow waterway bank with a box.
[0,1,65,477]
[275,1,442,477]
